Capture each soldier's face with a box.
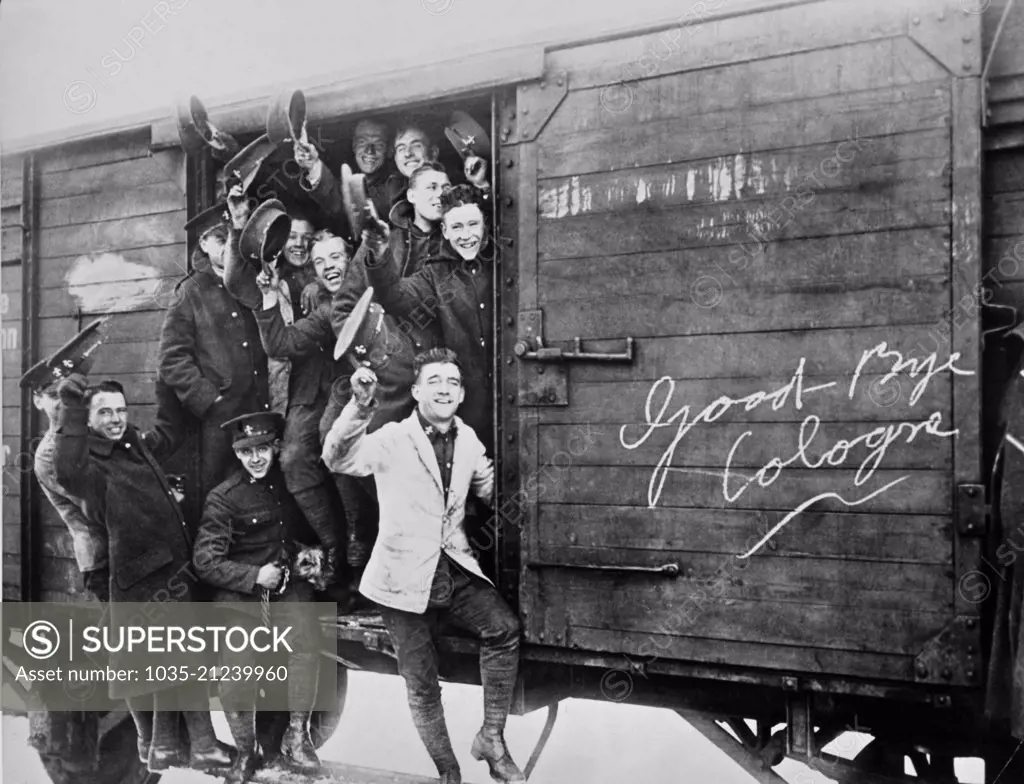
[312,236,350,294]
[394,128,435,179]
[408,170,450,224]
[88,392,127,441]
[442,203,486,261]
[412,361,465,423]
[199,228,228,275]
[33,387,60,419]
[283,219,315,268]
[234,443,276,479]
[353,122,389,175]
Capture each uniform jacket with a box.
[35,428,106,572]
[365,240,494,450]
[329,200,444,355]
[193,466,312,603]
[254,289,336,409]
[303,164,404,241]
[54,403,194,698]
[158,252,269,418]
[322,401,494,613]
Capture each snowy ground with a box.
[1,670,986,783]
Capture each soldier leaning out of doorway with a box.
[158,200,271,501]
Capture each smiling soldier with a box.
[362,184,493,451]
[248,232,418,602]
[322,350,523,784]
[193,412,324,782]
[53,372,232,774]
[245,230,354,588]
[298,118,395,225]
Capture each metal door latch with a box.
[526,561,680,578]
[514,336,635,362]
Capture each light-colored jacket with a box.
[323,400,494,613]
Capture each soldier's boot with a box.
[408,692,460,783]
[470,731,525,784]
[472,613,524,784]
[279,712,320,772]
[182,710,234,772]
[280,653,321,772]
[223,710,260,784]
[147,709,184,772]
[125,700,153,763]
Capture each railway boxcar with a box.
[6,0,1024,781]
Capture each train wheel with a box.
[32,710,158,784]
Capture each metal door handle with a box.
[514,336,635,363]
[526,561,680,577]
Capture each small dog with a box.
[291,545,332,592]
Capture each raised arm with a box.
[52,375,106,510]
[141,377,188,464]
[363,243,438,323]
[322,368,389,477]
[254,300,333,359]
[193,489,261,594]
[295,142,350,238]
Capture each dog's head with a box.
[292,545,329,592]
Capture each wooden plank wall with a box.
[1,128,187,600]
[2,154,24,598]
[520,8,965,682]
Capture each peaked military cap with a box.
[444,110,492,161]
[223,134,279,194]
[266,88,306,145]
[184,202,229,239]
[175,94,240,162]
[239,198,291,267]
[334,286,378,363]
[221,411,284,448]
[19,317,109,391]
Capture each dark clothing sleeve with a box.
[193,490,261,595]
[141,377,188,464]
[53,404,106,516]
[254,302,333,360]
[365,247,439,324]
[159,292,220,418]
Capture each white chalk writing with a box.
[621,343,972,555]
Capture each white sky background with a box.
[0,0,697,146]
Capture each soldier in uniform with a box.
[158,201,270,501]
[21,320,110,601]
[53,372,232,774]
[230,227,418,603]
[362,184,494,453]
[192,412,324,783]
[297,117,394,233]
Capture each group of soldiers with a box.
[23,111,524,784]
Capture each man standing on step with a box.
[323,349,524,784]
